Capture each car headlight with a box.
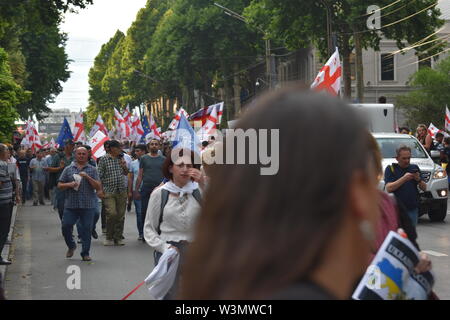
[433,168,447,179]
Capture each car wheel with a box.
[428,201,447,222]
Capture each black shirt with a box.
[272,281,337,300]
[16,157,30,179]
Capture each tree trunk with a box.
[341,34,352,99]
[354,31,364,103]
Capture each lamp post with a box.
[214,2,272,89]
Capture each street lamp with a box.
[214,2,273,89]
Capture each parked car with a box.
[374,133,448,222]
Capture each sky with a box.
[48,0,147,112]
[48,0,450,113]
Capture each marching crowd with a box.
[0,85,448,300]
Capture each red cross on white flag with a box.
[311,47,342,96]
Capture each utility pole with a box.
[214,2,272,89]
[321,0,333,57]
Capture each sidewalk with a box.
[0,204,19,289]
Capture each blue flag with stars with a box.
[56,117,74,147]
[140,115,151,143]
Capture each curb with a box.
[0,204,19,289]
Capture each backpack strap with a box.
[158,189,170,235]
[192,189,202,204]
[157,188,202,235]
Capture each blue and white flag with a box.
[173,114,201,154]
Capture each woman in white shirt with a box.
[144,148,204,299]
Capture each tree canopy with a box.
[397,55,450,129]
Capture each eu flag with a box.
[140,115,151,143]
[57,117,74,147]
[173,113,201,154]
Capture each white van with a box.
[352,103,396,133]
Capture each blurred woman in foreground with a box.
[179,87,381,300]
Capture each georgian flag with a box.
[428,123,442,139]
[131,112,145,143]
[123,105,132,128]
[73,111,87,143]
[168,108,189,130]
[89,130,110,160]
[114,107,131,140]
[196,105,218,141]
[311,47,342,96]
[445,106,450,132]
[149,114,161,139]
[90,114,108,137]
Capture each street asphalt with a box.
[3,198,450,300]
[4,201,154,300]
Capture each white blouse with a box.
[144,187,202,253]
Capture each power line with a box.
[337,1,439,36]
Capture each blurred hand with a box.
[133,191,141,200]
[97,190,105,199]
[79,172,89,179]
[188,168,203,183]
[413,172,421,182]
[71,181,79,189]
[403,173,415,181]
[415,252,432,274]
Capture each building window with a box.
[418,54,432,69]
[380,53,394,81]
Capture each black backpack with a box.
[157,189,202,235]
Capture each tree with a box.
[397,55,450,129]
[0,48,29,143]
[86,30,125,129]
[0,0,94,120]
[244,0,445,100]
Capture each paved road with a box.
[417,208,450,300]
[4,201,155,300]
[4,199,450,300]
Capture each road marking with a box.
[422,250,448,257]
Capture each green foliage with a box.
[397,56,450,129]
[0,0,94,120]
[0,48,29,143]
[86,30,125,129]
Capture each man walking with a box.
[0,144,15,265]
[385,146,427,226]
[98,140,129,246]
[47,140,74,220]
[129,144,147,241]
[29,150,47,206]
[58,147,101,261]
[135,139,165,233]
[16,150,30,204]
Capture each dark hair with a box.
[436,132,444,139]
[396,145,412,156]
[201,141,209,148]
[109,140,121,149]
[180,86,374,299]
[82,145,92,151]
[399,127,409,133]
[444,137,450,145]
[378,96,387,103]
[162,148,201,180]
[134,144,147,152]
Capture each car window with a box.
[376,138,428,159]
